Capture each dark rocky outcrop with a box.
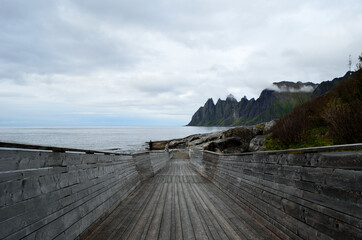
[188,73,351,126]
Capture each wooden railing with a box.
[189,145,362,239]
[0,141,126,155]
[0,141,170,239]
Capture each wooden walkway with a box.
[83,157,279,240]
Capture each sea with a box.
[0,126,230,153]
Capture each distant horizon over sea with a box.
[0,126,230,153]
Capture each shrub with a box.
[269,67,362,149]
[323,99,362,143]
[271,105,308,146]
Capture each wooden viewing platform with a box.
[1,143,361,239]
[83,156,278,240]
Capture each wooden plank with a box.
[181,183,209,240]
[173,183,183,240]
[213,164,362,233]
[123,183,164,239]
[144,183,169,239]
[177,182,196,240]
[210,172,300,239]
[159,183,173,239]
[189,183,235,240]
[200,181,279,240]
[170,182,177,240]
[86,182,157,240]
[191,183,243,240]
[186,183,223,240]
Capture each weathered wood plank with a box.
[84,182,156,240]
[173,183,183,240]
[177,182,196,240]
[187,183,226,240]
[159,183,173,240]
[124,183,164,240]
[181,182,209,240]
[83,156,294,240]
[191,183,243,240]
[142,183,168,239]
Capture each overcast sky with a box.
[1,0,361,126]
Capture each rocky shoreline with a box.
[151,120,276,153]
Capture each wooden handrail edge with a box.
[0,141,129,156]
[197,143,362,156]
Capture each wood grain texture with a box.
[190,148,362,240]
[83,157,277,240]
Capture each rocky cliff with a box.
[188,73,350,126]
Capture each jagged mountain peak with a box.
[187,72,351,126]
[204,98,215,106]
[226,94,237,101]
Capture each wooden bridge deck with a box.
[83,157,279,240]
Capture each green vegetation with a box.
[227,92,311,126]
[267,58,362,150]
[231,116,246,126]
[357,53,362,70]
[265,128,333,150]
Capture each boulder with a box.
[249,124,265,135]
[264,120,276,133]
[187,132,223,147]
[203,137,248,153]
[222,126,254,139]
[168,139,187,149]
[249,135,267,152]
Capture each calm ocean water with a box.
[0,126,229,153]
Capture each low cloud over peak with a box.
[268,81,318,93]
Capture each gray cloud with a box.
[0,0,362,125]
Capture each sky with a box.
[1,0,362,126]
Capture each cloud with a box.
[267,84,316,93]
[0,0,362,126]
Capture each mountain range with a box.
[187,72,352,126]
